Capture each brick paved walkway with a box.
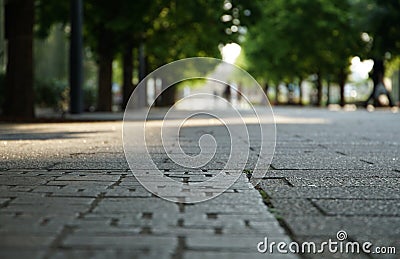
[255,107,400,259]
[1,107,399,258]
[0,108,294,259]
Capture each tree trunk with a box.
[275,84,279,105]
[298,78,303,106]
[264,82,269,101]
[4,0,34,119]
[96,32,113,111]
[326,79,330,106]
[122,44,134,109]
[316,71,323,106]
[338,68,346,107]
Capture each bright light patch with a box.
[221,43,241,64]
[350,56,374,81]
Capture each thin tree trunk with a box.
[316,71,323,106]
[264,82,269,102]
[338,68,346,107]
[275,84,279,105]
[298,77,303,106]
[4,0,34,118]
[326,79,330,106]
[122,44,134,109]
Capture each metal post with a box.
[69,0,83,114]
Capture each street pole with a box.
[69,0,83,114]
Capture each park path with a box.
[1,107,399,258]
[256,107,400,259]
[0,107,295,259]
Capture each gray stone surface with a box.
[0,109,296,259]
[2,107,399,258]
[257,107,400,258]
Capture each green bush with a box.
[34,79,68,110]
[1,76,97,112]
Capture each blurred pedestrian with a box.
[223,83,231,102]
[365,59,394,107]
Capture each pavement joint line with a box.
[178,203,185,213]
[43,225,77,259]
[171,236,186,259]
[106,174,126,189]
[307,198,328,216]
[78,192,106,219]
[0,196,16,209]
[360,159,374,165]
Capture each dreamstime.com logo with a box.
[257,230,397,255]
[122,58,276,203]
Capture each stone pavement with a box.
[0,107,293,259]
[1,107,399,258]
[254,107,400,259]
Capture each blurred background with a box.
[0,0,399,119]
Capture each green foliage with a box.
[244,0,363,84]
[34,78,97,111]
[35,0,70,38]
[146,1,233,70]
[357,0,400,59]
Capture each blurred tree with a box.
[33,0,257,111]
[35,1,69,38]
[83,0,236,109]
[244,0,362,106]
[36,0,157,111]
[147,0,227,106]
[83,1,118,111]
[148,0,256,106]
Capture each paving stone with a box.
[286,176,400,187]
[269,198,323,217]
[284,216,400,238]
[0,249,46,259]
[0,235,55,248]
[186,236,293,250]
[0,175,52,186]
[183,251,298,259]
[3,107,399,258]
[63,234,177,250]
[50,249,172,259]
[271,155,376,170]
[311,199,400,216]
[263,186,400,199]
[49,162,129,170]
